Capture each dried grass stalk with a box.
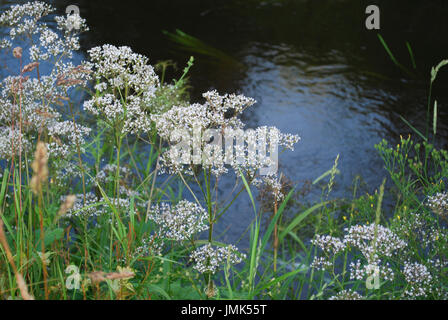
[0,218,34,300]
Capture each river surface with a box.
[2,0,448,245]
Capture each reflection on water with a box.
[2,0,448,244]
[241,43,392,194]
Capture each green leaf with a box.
[313,168,341,185]
[239,169,257,215]
[406,42,416,70]
[399,114,427,142]
[146,284,172,300]
[42,228,64,247]
[0,168,9,208]
[279,201,329,242]
[260,188,295,253]
[377,34,414,77]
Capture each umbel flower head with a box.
[402,261,434,298]
[152,90,300,177]
[148,200,208,241]
[311,223,407,283]
[0,2,92,184]
[427,192,448,217]
[189,243,246,274]
[329,290,363,300]
[0,2,54,44]
[84,45,160,134]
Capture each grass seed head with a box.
[30,141,48,195]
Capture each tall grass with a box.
[1,2,447,301]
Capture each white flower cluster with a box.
[329,290,363,300]
[349,260,394,282]
[47,121,91,157]
[427,192,448,217]
[189,243,246,274]
[253,174,285,203]
[56,14,87,33]
[311,235,345,255]
[344,224,407,262]
[311,224,407,283]
[392,212,448,250]
[132,233,164,258]
[148,200,208,241]
[0,2,88,60]
[152,90,300,177]
[0,70,91,159]
[0,2,91,182]
[84,45,160,134]
[402,261,433,298]
[0,127,30,158]
[61,192,145,225]
[0,2,54,43]
[310,257,333,270]
[152,90,254,138]
[62,193,100,219]
[345,224,406,282]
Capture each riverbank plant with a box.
[0,2,446,300]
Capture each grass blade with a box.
[399,114,427,142]
[279,201,329,242]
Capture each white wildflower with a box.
[149,200,208,241]
[427,192,448,217]
[190,243,246,274]
[329,290,363,300]
[402,261,433,298]
[84,44,159,134]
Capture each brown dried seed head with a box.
[88,271,107,284]
[22,62,40,74]
[58,195,77,216]
[56,78,83,87]
[206,281,216,298]
[12,47,22,59]
[105,271,135,281]
[69,65,92,75]
[30,142,49,195]
[87,270,135,283]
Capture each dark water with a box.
[2,0,448,244]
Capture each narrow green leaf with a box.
[239,169,257,215]
[399,115,427,142]
[261,189,295,252]
[280,201,329,241]
[406,42,416,70]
